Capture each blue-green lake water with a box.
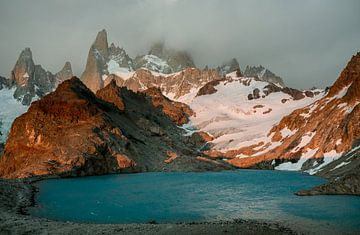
[30,170,360,233]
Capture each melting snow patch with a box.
[330,161,350,171]
[291,131,315,153]
[107,59,134,80]
[280,127,296,138]
[275,148,318,171]
[333,84,351,99]
[306,150,343,175]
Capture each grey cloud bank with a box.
[0,0,359,89]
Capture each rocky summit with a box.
[10,48,56,105]
[0,77,232,178]
[243,65,285,87]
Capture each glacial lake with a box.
[30,170,360,233]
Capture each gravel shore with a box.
[0,179,297,235]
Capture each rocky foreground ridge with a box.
[0,77,232,178]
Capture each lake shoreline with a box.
[0,178,299,235]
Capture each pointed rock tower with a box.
[80,29,109,92]
[81,29,134,93]
[55,61,73,86]
[10,48,55,105]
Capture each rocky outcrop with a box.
[0,77,232,179]
[196,79,226,97]
[10,48,56,105]
[80,29,108,92]
[134,42,195,74]
[217,58,241,77]
[108,43,134,71]
[54,62,73,86]
[227,52,360,173]
[143,87,193,125]
[0,76,13,90]
[296,144,360,196]
[243,65,285,86]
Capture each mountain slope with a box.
[0,49,72,146]
[0,77,232,179]
[226,52,360,175]
[179,71,322,155]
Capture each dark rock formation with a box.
[0,77,232,179]
[217,58,241,77]
[296,145,360,196]
[143,87,193,125]
[243,65,285,86]
[10,48,57,105]
[196,79,225,97]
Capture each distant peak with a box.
[64,61,71,68]
[19,47,33,58]
[93,29,109,57]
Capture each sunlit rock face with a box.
[0,77,232,179]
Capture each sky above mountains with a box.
[0,0,359,89]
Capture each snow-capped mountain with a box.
[0,49,73,146]
[133,41,195,74]
[177,71,323,154]
[243,65,285,87]
[204,53,360,178]
[81,30,197,93]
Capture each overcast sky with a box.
[0,0,359,88]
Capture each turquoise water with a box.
[31,170,360,233]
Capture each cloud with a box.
[0,0,359,88]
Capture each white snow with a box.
[0,88,29,142]
[306,150,343,175]
[291,131,315,153]
[23,72,29,78]
[274,148,318,171]
[139,55,172,73]
[184,74,323,151]
[106,59,135,80]
[280,127,296,138]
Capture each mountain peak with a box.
[11,47,35,88]
[93,29,109,59]
[244,65,284,86]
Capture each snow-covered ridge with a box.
[182,72,324,152]
[0,88,29,143]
